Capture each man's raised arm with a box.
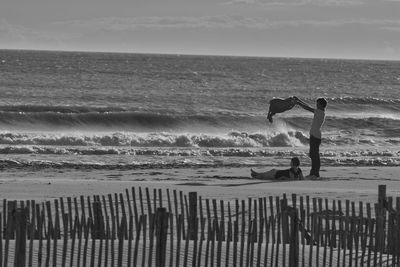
[293,96,315,113]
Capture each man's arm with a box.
[293,96,315,113]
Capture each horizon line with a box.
[1,47,399,62]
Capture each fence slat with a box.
[67,198,73,235]
[264,217,271,267]
[169,212,175,267]
[148,214,155,267]
[142,215,147,267]
[45,218,51,267]
[289,209,299,267]
[301,209,306,267]
[240,200,245,267]
[133,216,143,267]
[125,189,133,219]
[175,215,182,267]
[198,217,206,267]
[146,188,152,217]
[210,220,216,267]
[70,216,78,267]
[52,210,59,267]
[127,215,133,267]
[227,207,233,267]
[89,218,96,267]
[153,189,157,216]
[183,214,190,267]
[28,203,35,267]
[274,212,281,267]
[38,208,45,266]
[180,191,186,240]
[131,187,139,228]
[77,215,84,267]
[139,187,145,216]
[156,208,168,267]
[217,220,223,267]
[323,214,329,267]
[193,218,199,267]
[119,193,127,239]
[114,193,120,238]
[61,214,68,267]
[82,217,91,267]
[189,192,198,240]
[308,214,314,267]
[44,201,53,240]
[104,216,110,267]
[0,213,2,267]
[117,216,125,267]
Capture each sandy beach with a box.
[1,166,399,205]
[1,166,398,266]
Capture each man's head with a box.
[316,98,327,110]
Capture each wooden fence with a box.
[1,184,399,266]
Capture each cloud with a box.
[3,16,400,43]
[0,19,26,42]
[48,16,400,33]
[382,26,400,32]
[382,41,399,58]
[51,16,261,31]
[0,20,47,43]
[224,0,258,4]
[283,18,400,28]
[1,16,400,60]
[0,19,76,50]
[4,16,400,38]
[223,0,367,6]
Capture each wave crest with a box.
[0,130,308,148]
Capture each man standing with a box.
[294,96,327,179]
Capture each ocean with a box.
[1,49,400,175]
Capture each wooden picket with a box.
[0,184,399,266]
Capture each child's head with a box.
[290,157,300,168]
[316,98,327,109]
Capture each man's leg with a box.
[251,169,277,180]
[309,136,321,177]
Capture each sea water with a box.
[0,49,400,175]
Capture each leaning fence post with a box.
[378,185,387,217]
[93,201,104,239]
[378,185,386,211]
[156,208,168,267]
[189,192,198,240]
[0,212,2,267]
[377,185,387,253]
[7,201,17,239]
[289,208,299,267]
[14,208,27,267]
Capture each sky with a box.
[1,0,400,60]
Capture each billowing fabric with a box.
[267,97,296,123]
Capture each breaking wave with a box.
[1,148,400,170]
[0,130,308,148]
[1,103,400,136]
